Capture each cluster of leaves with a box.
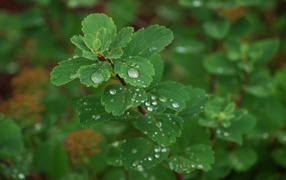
[0,0,286,179]
[50,13,218,175]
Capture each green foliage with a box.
[1,0,286,179]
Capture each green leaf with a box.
[244,69,275,97]
[168,144,214,173]
[203,17,230,39]
[110,27,134,49]
[179,86,209,120]
[130,165,176,180]
[203,53,237,76]
[248,38,280,64]
[50,57,92,86]
[104,48,123,59]
[71,35,90,52]
[122,138,169,170]
[272,147,286,168]
[124,25,174,58]
[83,33,99,51]
[77,95,114,127]
[78,62,112,87]
[81,13,116,38]
[230,147,257,172]
[146,81,189,112]
[96,27,113,51]
[0,120,23,156]
[101,84,147,116]
[135,113,184,146]
[149,54,164,84]
[217,113,256,145]
[105,141,124,167]
[114,56,155,87]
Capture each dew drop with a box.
[127,68,139,78]
[92,115,100,120]
[161,148,167,152]
[149,47,157,51]
[154,147,161,152]
[172,102,180,108]
[155,154,160,158]
[148,157,153,161]
[159,97,167,102]
[109,89,116,95]
[131,148,138,154]
[91,72,104,83]
[147,107,153,112]
[152,101,157,105]
[156,122,162,128]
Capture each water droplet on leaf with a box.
[109,89,116,95]
[128,68,139,78]
[172,102,180,108]
[91,73,104,83]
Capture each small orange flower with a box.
[64,129,103,164]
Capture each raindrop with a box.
[109,89,116,95]
[172,102,180,108]
[159,97,167,102]
[156,122,162,128]
[151,96,156,100]
[155,154,160,158]
[131,148,138,154]
[91,73,104,83]
[145,102,151,106]
[154,147,161,152]
[128,68,139,78]
[148,157,153,161]
[152,101,157,105]
[149,47,157,51]
[147,107,153,112]
[132,161,139,167]
[161,148,167,152]
[223,132,229,137]
[92,115,100,120]
[193,0,202,7]
[83,102,87,105]
[18,174,25,179]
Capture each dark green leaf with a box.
[111,27,134,49]
[0,120,23,156]
[203,17,230,39]
[168,144,214,173]
[101,84,147,116]
[230,147,257,172]
[124,25,174,58]
[114,56,155,87]
[78,62,112,87]
[122,138,169,170]
[50,57,92,86]
[135,113,184,146]
[105,141,124,167]
[77,95,114,127]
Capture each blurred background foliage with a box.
[0,0,286,179]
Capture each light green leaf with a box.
[248,38,280,64]
[0,120,23,156]
[105,141,124,167]
[149,54,164,84]
[104,48,123,59]
[124,25,174,58]
[114,56,155,87]
[96,27,112,51]
[122,138,169,170]
[81,13,116,38]
[146,81,189,112]
[77,95,114,127]
[83,33,97,50]
[71,35,90,52]
[203,53,237,76]
[230,147,257,172]
[101,84,147,116]
[168,144,214,173]
[111,27,134,49]
[244,69,275,97]
[203,17,230,39]
[135,113,184,146]
[50,57,92,86]
[179,86,209,120]
[216,113,256,145]
[78,62,112,87]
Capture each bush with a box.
[0,0,286,179]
